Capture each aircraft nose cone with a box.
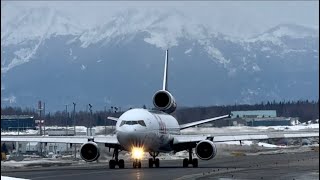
[117,127,146,149]
[118,125,138,133]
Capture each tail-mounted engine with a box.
[195,140,217,160]
[80,142,100,162]
[153,90,177,114]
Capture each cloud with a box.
[2,1,318,38]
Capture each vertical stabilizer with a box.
[162,49,169,90]
[153,49,176,113]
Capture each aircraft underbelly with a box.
[117,131,174,152]
[117,131,157,150]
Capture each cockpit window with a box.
[138,120,146,126]
[127,121,138,125]
[119,120,146,127]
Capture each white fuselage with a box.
[116,108,180,152]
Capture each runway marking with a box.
[30,169,128,180]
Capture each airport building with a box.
[231,110,277,119]
[9,141,73,155]
[229,110,299,127]
[44,127,92,136]
[1,115,36,131]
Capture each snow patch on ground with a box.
[181,124,319,134]
[1,176,29,180]
[1,129,38,135]
[1,158,74,169]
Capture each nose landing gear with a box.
[133,159,142,168]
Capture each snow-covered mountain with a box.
[1,7,319,111]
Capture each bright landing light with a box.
[132,147,144,159]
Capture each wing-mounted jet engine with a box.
[195,140,217,160]
[80,142,100,162]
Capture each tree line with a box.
[1,100,318,126]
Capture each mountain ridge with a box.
[1,8,318,111]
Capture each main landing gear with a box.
[183,148,198,168]
[148,152,160,168]
[109,148,125,169]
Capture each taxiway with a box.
[1,149,318,180]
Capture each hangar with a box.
[1,115,35,131]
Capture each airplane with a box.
[1,50,319,169]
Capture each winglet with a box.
[107,117,119,121]
[162,49,169,90]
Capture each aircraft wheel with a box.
[192,158,198,168]
[155,158,160,168]
[138,161,142,168]
[133,161,137,168]
[119,159,125,169]
[183,158,188,168]
[109,160,116,169]
[148,158,153,168]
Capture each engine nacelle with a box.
[152,90,177,114]
[195,140,217,160]
[80,142,100,162]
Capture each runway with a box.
[1,149,319,180]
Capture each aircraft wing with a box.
[1,135,120,147]
[172,131,319,152]
[107,116,119,121]
[212,132,319,142]
[179,115,230,130]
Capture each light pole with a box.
[89,104,93,136]
[43,102,46,136]
[39,101,43,136]
[38,101,43,156]
[73,103,76,135]
[65,104,69,153]
[65,104,68,135]
[104,106,107,135]
[73,102,76,159]
[18,118,20,136]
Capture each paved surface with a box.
[1,149,319,180]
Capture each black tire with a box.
[192,158,198,168]
[155,158,160,168]
[148,158,153,168]
[119,159,125,169]
[138,161,142,168]
[183,158,188,168]
[133,161,136,168]
[109,160,116,169]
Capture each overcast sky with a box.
[2,1,319,38]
